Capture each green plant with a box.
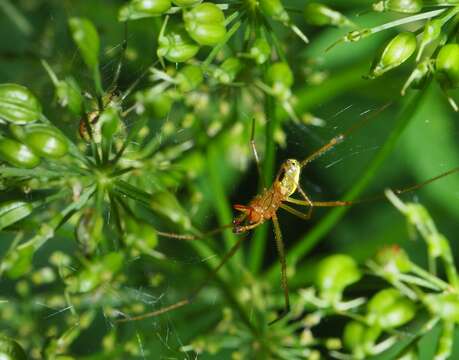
[1,1,459,359]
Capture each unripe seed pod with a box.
[19,124,69,159]
[259,0,289,23]
[367,288,416,329]
[0,136,40,168]
[374,245,412,273]
[0,83,41,124]
[436,44,459,88]
[249,38,271,64]
[99,106,121,140]
[369,32,417,79]
[373,0,423,13]
[157,26,200,63]
[119,0,171,21]
[0,336,27,360]
[172,0,201,6]
[183,3,227,46]
[315,254,361,303]
[304,3,352,27]
[214,57,243,84]
[176,64,203,92]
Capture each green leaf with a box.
[68,17,100,71]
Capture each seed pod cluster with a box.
[0,84,69,169]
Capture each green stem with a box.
[266,85,431,280]
[249,95,278,273]
[0,0,32,36]
[207,143,242,268]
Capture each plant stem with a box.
[249,95,278,273]
[207,143,242,269]
[265,85,431,280]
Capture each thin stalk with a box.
[249,95,278,273]
[266,85,431,280]
[206,143,242,269]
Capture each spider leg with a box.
[279,204,311,220]
[300,102,392,168]
[116,233,248,323]
[269,214,290,325]
[296,184,314,219]
[286,197,353,207]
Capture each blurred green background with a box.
[1,0,459,359]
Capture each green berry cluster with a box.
[333,0,459,110]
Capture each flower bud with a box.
[18,124,69,159]
[0,336,27,360]
[436,44,459,88]
[157,26,200,63]
[374,245,412,273]
[366,288,416,329]
[183,3,227,46]
[304,3,353,27]
[214,57,243,84]
[315,254,361,303]
[373,0,423,13]
[259,0,289,23]
[249,38,271,64]
[369,32,417,79]
[0,136,40,168]
[119,0,171,21]
[177,64,203,92]
[0,83,41,124]
[172,0,201,6]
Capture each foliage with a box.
[1,0,459,359]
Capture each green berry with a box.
[369,32,417,79]
[0,136,40,168]
[424,293,459,323]
[436,44,459,88]
[367,288,416,329]
[172,0,201,7]
[157,26,200,62]
[0,83,42,124]
[315,254,361,303]
[119,0,172,21]
[373,0,423,13]
[177,64,204,92]
[183,3,227,46]
[21,124,69,159]
[214,57,243,84]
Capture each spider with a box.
[117,107,459,325]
